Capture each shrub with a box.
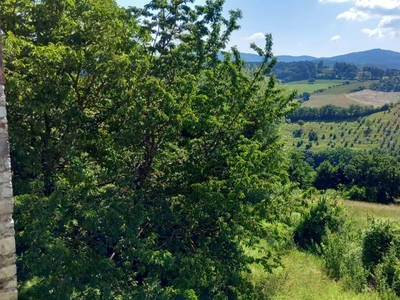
[322,227,367,292]
[294,197,345,251]
[346,185,367,201]
[375,245,400,298]
[362,219,398,272]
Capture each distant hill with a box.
[239,49,400,70]
[234,53,318,63]
[277,55,318,63]
[322,49,400,70]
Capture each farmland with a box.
[283,104,400,153]
[283,79,358,94]
[282,79,400,108]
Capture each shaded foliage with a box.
[4,0,297,298]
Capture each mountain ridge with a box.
[238,49,400,69]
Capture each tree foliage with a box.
[3,0,297,298]
[344,150,400,203]
[288,104,389,122]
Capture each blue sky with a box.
[116,0,400,57]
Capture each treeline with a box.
[272,61,317,83]
[266,60,400,83]
[331,62,358,80]
[270,61,361,83]
[288,103,389,122]
[289,147,400,204]
[370,77,400,92]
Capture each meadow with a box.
[282,79,400,108]
[248,199,400,299]
[283,80,358,94]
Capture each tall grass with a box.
[247,198,400,299]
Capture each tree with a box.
[308,78,315,84]
[314,161,339,190]
[4,0,297,298]
[287,151,315,189]
[317,60,324,72]
[344,151,400,203]
[301,92,310,101]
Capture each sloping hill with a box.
[238,49,400,70]
[323,49,400,69]
[284,103,400,153]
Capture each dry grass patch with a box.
[342,200,400,228]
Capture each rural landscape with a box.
[2,0,400,299]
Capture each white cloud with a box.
[246,32,265,40]
[322,0,400,38]
[337,8,370,21]
[361,27,384,37]
[331,35,341,41]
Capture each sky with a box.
[115,0,400,58]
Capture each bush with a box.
[362,219,398,272]
[322,227,368,292]
[375,245,400,298]
[294,197,346,251]
[346,185,367,201]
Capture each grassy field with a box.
[283,80,358,94]
[283,103,400,154]
[250,250,379,300]
[342,199,400,228]
[281,79,398,108]
[247,199,400,299]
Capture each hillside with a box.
[323,49,400,70]
[284,103,400,154]
[239,49,400,70]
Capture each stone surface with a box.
[0,36,17,300]
[0,237,15,256]
[0,183,13,199]
[0,290,18,300]
[0,201,13,215]
[1,276,17,289]
[0,107,6,118]
[0,264,16,279]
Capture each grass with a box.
[283,103,400,154]
[282,80,382,108]
[342,199,400,228]
[283,80,357,94]
[249,250,379,299]
[246,199,400,299]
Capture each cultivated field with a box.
[282,79,400,108]
[283,103,400,154]
[346,89,400,107]
[284,80,357,94]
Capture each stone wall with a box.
[0,33,18,300]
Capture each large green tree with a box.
[345,150,400,203]
[3,0,297,298]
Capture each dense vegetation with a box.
[290,147,400,204]
[370,77,400,92]
[288,104,389,122]
[3,0,400,299]
[3,0,302,298]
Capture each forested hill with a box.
[324,49,400,70]
[237,49,400,70]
